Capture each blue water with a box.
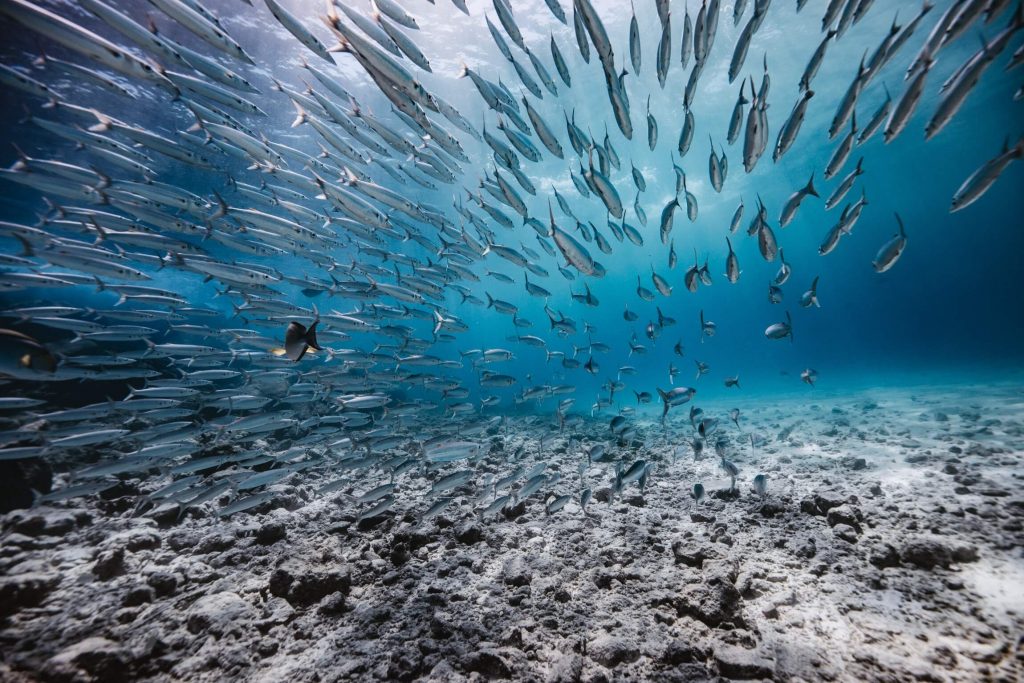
[0,0,1022,414]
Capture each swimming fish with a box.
[283,318,322,361]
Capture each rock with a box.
[454,521,483,545]
[898,535,978,569]
[356,514,391,531]
[149,503,180,526]
[950,542,979,564]
[677,562,741,627]
[501,555,531,587]
[256,638,279,658]
[262,596,295,625]
[661,640,709,665]
[813,491,845,514]
[900,536,953,569]
[186,591,257,637]
[462,649,512,678]
[268,560,351,606]
[844,456,867,471]
[714,645,775,679]
[92,547,125,581]
[868,542,901,568]
[6,510,76,537]
[0,572,60,617]
[389,541,411,566]
[671,541,719,568]
[588,634,640,668]
[501,500,527,520]
[799,497,819,516]
[166,529,201,551]
[255,521,286,545]
[545,652,584,683]
[832,524,859,543]
[790,535,817,559]
[123,532,159,552]
[43,637,128,683]
[826,504,862,531]
[146,571,177,597]
[0,458,51,514]
[317,592,347,616]
[197,533,234,554]
[122,585,153,607]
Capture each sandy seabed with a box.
[1,382,1022,682]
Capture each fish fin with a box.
[304,320,322,351]
[290,100,307,128]
[804,173,819,198]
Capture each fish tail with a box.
[805,173,819,198]
[1013,136,1024,158]
[305,320,322,351]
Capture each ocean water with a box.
[0,2,1021,470]
[2,2,1024,681]
[2,0,1015,417]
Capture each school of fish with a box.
[0,0,1021,521]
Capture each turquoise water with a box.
[0,0,1021,415]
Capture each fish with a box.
[720,457,740,491]
[264,0,333,62]
[779,174,819,227]
[283,318,322,361]
[752,473,768,497]
[629,1,641,73]
[765,312,794,342]
[0,328,58,374]
[800,276,821,308]
[872,213,908,273]
[656,14,672,88]
[0,0,1012,552]
[722,237,741,284]
[951,137,1024,211]
[692,482,705,504]
[757,222,778,262]
[774,90,814,162]
[657,386,696,419]
[885,51,932,143]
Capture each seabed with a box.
[1,381,1021,681]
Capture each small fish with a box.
[720,457,740,491]
[0,328,58,374]
[283,318,322,361]
[724,237,741,283]
[872,213,908,273]
[779,174,819,227]
[700,310,716,341]
[951,137,1023,212]
[765,311,794,342]
[752,473,768,497]
[657,386,697,419]
[800,276,821,308]
[691,482,705,504]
